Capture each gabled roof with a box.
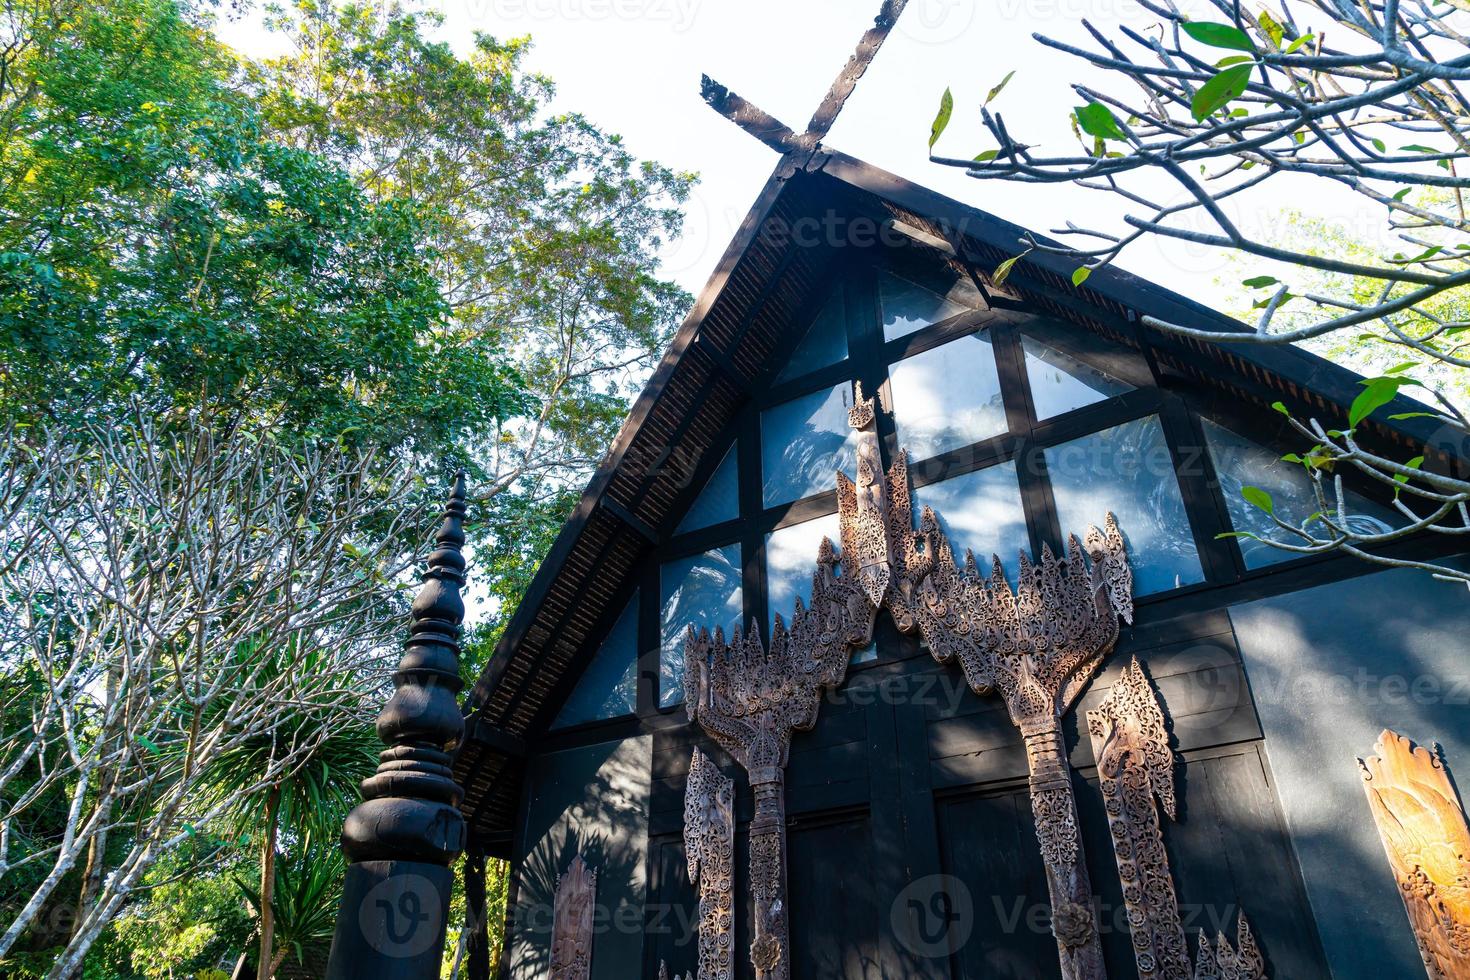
[451,146,1465,853]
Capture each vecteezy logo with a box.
[897,0,976,45]
[359,873,443,959]
[891,874,974,957]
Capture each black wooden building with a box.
[448,148,1470,980]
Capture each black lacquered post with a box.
[326,475,468,979]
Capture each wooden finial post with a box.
[325,474,469,979]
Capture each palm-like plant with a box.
[236,835,344,976]
[198,635,385,979]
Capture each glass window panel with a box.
[765,514,840,630]
[1200,418,1402,569]
[911,461,1028,582]
[879,269,982,341]
[1021,334,1133,420]
[552,595,639,729]
[660,545,742,708]
[761,383,860,508]
[764,513,875,664]
[676,444,738,534]
[889,333,1007,461]
[1044,415,1204,596]
[777,286,849,382]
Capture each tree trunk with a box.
[256,787,280,980]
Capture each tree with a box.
[198,646,381,979]
[927,0,1470,585]
[0,406,425,978]
[246,0,695,627]
[0,0,526,450]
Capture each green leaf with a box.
[1371,137,1386,152]
[1217,55,1255,67]
[1394,455,1426,497]
[1182,21,1257,52]
[1392,187,1413,202]
[1242,275,1279,288]
[1283,33,1315,53]
[985,70,1016,107]
[1076,101,1125,141]
[1388,411,1439,420]
[136,734,162,755]
[1384,361,1419,374]
[993,252,1027,286]
[973,149,999,163]
[1216,530,1262,541]
[1256,10,1285,47]
[1072,266,1092,287]
[1271,400,1291,416]
[1401,144,1438,153]
[1349,376,1404,428]
[1241,485,1275,514]
[1192,64,1253,121]
[929,87,954,150]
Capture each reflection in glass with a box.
[889,334,1007,461]
[1200,418,1399,568]
[912,461,1028,582]
[552,596,639,728]
[660,545,742,707]
[880,269,982,341]
[765,514,839,629]
[761,383,860,507]
[1021,334,1132,419]
[764,513,876,664]
[777,285,849,382]
[1044,415,1204,595]
[676,444,738,534]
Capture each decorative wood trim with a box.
[1194,914,1267,980]
[1087,657,1192,980]
[684,387,885,980]
[549,855,597,980]
[1360,729,1470,979]
[684,750,735,980]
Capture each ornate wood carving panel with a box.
[684,386,885,980]
[1361,729,1470,979]
[684,749,735,980]
[1087,656,1191,980]
[549,855,596,980]
[1193,914,1266,980]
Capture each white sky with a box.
[215,0,1393,313]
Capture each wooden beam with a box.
[804,0,909,142]
[700,75,800,154]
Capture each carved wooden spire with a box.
[342,472,468,864]
[326,475,469,979]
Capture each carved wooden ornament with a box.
[1360,729,1470,979]
[843,383,1133,980]
[685,382,1134,980]
[684,386,885,980]
[549,855,596,980]
[684,750,735,980]
[1087,657,1192,980]
[1193,913,1267,980]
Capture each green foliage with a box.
[0,0,526,450]
[1192,64,1254,120]
[1181,21,1257,52]
[1075,102,1124,141]
[110,849,255,980]
[929,87,953,149]
[236,839,343,971]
